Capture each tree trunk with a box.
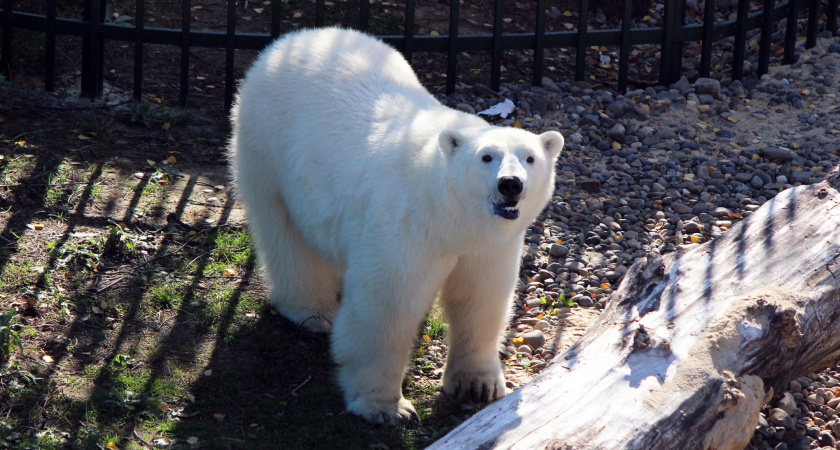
[431,168,840,450]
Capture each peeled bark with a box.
[431,168,840,450]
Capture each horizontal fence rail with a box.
[0,0,834,110]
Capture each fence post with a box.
[659,0,686,85]
[81,0,106,98]
[1,0,13,80]
[532,0,546,87]
[446,0,460,94]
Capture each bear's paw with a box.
[347,396,419,426]
[444,369,508,404]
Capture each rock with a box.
[759,147,795,161]
[550,244,569,258]
[534,320,550,331]
[819,430,836,447]
[671,203,693,214]
[694,78,721,99]
[578,178,601,192]
[521,330,546,350]
[455,103,476,115]
[517,345,533,354]
[768,408,795,429]
[777,392,797,415]
[789,379,802,392]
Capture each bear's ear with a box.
[539,131,565,159]
[439,129,465,155]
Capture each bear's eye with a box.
[482,155,493,163]
[526,156,535,164]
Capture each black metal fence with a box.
[0,0,837,110]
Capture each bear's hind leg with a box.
[245,193,340,333]
[439,246,521,403]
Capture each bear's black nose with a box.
[498,177,523,198]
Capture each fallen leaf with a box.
[78,135,90,140]
[254,7,264,13]
[187,437,199,444]
[162,122,171,130]
[26,223,44,231]
[690,235,702,243]
[512,337,524,346]
[14,140,25,146]
[213,413,226,422]
[601,283,611,290]
[147,159,156,166]
[106,442,119,450]
[223,267,237,276]
[42,355,54,363]
[204,369,212,376]
[513,120,522,128]
[187,393,196,402]
[423,335,431,343]
[727,116,739,123]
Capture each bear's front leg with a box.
[331,258,455,425]
[439,246,521,403]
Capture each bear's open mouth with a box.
[492,199,520,220]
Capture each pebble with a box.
[521,330,546,350]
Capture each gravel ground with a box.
[411,34,840,449]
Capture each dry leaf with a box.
[727,116,739,123]
[78,135,90,140]
[223,267,237,276]
[511,337,524,346]
[187,393,196,402]
[106,442,119,450]
[42,355,54,363]
[423,335,431,343]
[166,155,177,164]
[147,159,156,166]
[187,437,199,445]
[690,235,702,243]
[513,120,522,128]
[213,413,226,422]
[601,283,611,290]
[26,223,44,231]
[254,7,264,13]
[162,122,171,130]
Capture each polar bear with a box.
[228,27,564,425]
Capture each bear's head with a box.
[439,126,564,226]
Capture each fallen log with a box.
[431,168,840,450]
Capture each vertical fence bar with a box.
[532,0,546,87]
[784,0,798,64]
[660,0,686,85]
[271,0,282,38]
[829,0,838,35]
[575,0,590,81]
[180,0,190,106]
[733,0,749,79]
[360,0,369,31]
[403,0,415,64]
[806,0,819,47]
[617,0,633,92]
[134,0,144,100]
[1,0,11,79]
[315,0,325,27]
[446,0,460,94]
[224,0,236,111]
[758,0,774,76]
[491,0,504,91]
[699,0,715,77]
[81,0,105,97]
[46,0,56,90]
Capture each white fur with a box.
[228,27,564,424]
